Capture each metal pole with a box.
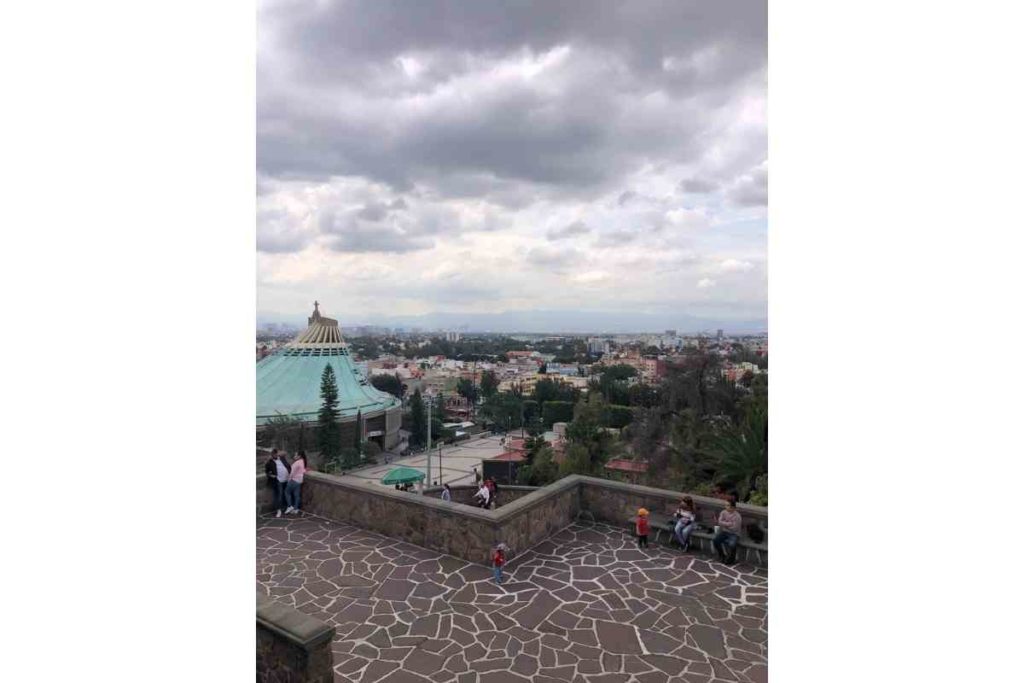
[426,396,432,487]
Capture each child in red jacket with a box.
[493,543,508,584]
[636,508,650,549]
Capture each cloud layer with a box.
[257,0,767,323]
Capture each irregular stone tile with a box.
[535,665,576,681]
[376,578,416,601]
[635,672,669,683]
[601,653,622,672]
[688,624,727,659]
[406,649,448,676]
[361,659,400,682]
[410,614,441,638]
[596,620,644,654]
[745,663,768,683]
[510,655,538,677]
[476,658,512,672]
[479,673,533,683]
[641,655,686,676]
[587,676,632,683]
[511,591,561,630]
[378,670,433,683]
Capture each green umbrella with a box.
[381,467,426,486]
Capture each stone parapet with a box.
[260,472,767,567]
[256,594,335,683]
[422,484,539,507]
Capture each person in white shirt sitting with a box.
[473,482,490,509]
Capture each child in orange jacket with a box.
[636,508,650,549]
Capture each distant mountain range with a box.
[257,309,767,335]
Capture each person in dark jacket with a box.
[264,449,291,518]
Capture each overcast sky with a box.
[257,0,766,325]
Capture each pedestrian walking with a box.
[441,483,452,502]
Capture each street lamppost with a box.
[425,394,432,489]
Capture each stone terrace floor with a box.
[257,515,767,683]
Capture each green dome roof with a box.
[256,303,401,424]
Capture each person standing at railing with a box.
[713,496,743,565]
[441,483,452,502]
[265,449,291,519]
[284,451,307,515]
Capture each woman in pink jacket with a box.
[285,451,308,515]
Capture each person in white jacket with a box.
[473,482,490,509]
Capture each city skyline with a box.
[257,0,767,323]
[257,305,766,335]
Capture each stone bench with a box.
[624,514,768,566]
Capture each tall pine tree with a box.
[317,365,341,462]
[354,409,363,453]
[409,389,427,448]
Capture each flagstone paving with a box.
[257,514,767,683]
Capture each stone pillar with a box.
[256,594,335,683]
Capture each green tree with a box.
[260,412,306,452]
[518,445,560,486]
[561,394,614,476]
[708,402,768,501]
[748,473,768,506]
[409,389,428,448]
[531,377,579,405]
[541,400,574,429]
[479,391,523,432]
[603,404,634,429]
[354,409,363,454]
[370,373,405,398]
[317,365,341,461]
[340,447,361,470]
[480,370,499,398]
[456,377,479,405]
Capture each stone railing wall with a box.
[256,474,274,514]
[258,472,767,566]
[296,473,577,565]
[256,594,335,683]
[577,477,768,540]
[422,484,539,508]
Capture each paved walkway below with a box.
[347,435,509,488]
[257,514,768,683]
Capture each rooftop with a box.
[257,514,767,683]
[256,302,401,423]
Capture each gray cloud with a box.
[679,178,719,194]
[257,207,313,254]
[547,220,590,241]
[258,1,766,196]
[729,165,767,207]
[256,1,767,320]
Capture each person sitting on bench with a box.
[712,496,743,565]
[673,496,697,551]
